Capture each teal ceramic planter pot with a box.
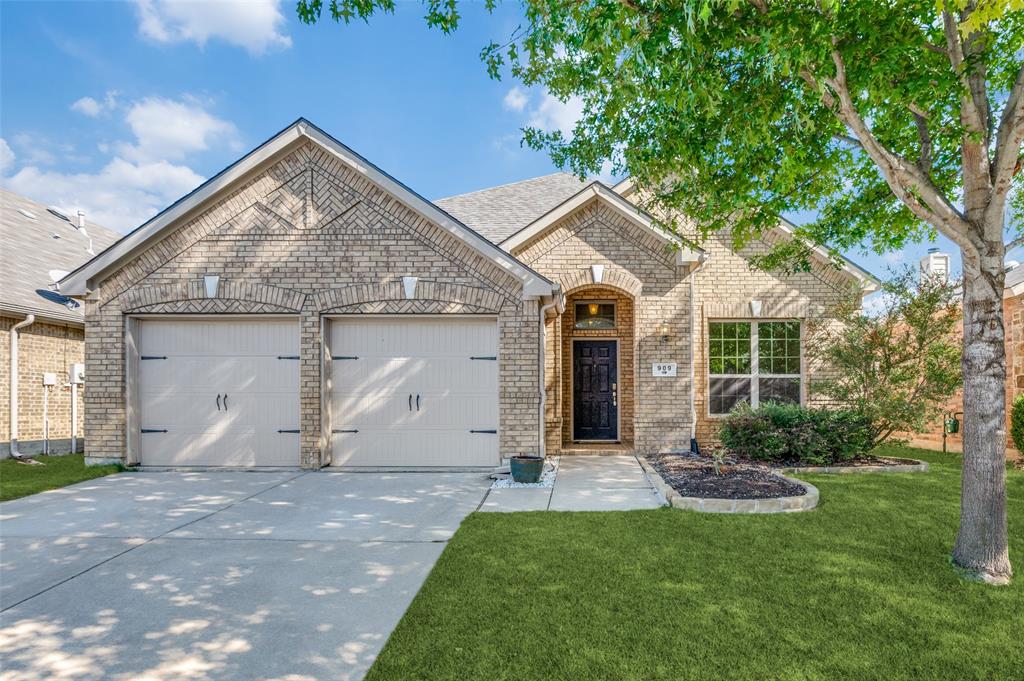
[510,455,544,483]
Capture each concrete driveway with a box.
[0,470,489,680]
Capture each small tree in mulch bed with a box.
[805,269,962,449]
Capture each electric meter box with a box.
[42,372,57,386]
[69,363,85,384]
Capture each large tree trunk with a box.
[952,237,1012,584]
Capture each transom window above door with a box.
[574,301,616,329]
[708,320,801,415]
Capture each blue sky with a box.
[0,0,1004,289]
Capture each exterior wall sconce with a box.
[658,320,671,342]
[402,276,419,300]
[203,275,220,298]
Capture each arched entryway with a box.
[559,284,636,450]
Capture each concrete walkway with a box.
[0,470,489,681]
[480,455,665,512]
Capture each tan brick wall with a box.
[692,230,855,445]
[1,316,86,456]
[515,194,860,454]
[514,198,694,453]
[83,141,541,466]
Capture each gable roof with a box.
[435,172,589,244]
[612,177,879,292]
[1,188,120,325]
[500,182,703,265]
[59,119,556,300]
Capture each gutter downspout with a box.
[538,295,562,457]
[689,255,709,453]
[9,315,35,460]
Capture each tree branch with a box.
[991,63,1024,198]
[814,48,977,252]
[1006,233,1024,252]
[913,111,933,174]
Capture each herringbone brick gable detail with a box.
[84,141,541,467]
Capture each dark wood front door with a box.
[573,340,618,441]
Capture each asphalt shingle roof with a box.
[435,172,590,244]
[1,187,121,325]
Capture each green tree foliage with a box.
[806,270,962,448]
[1011,394,1024,453]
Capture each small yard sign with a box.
[652,362,677,377]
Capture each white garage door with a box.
[329,317,499,467]
[138,318,300,466]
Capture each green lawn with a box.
[0,453,124,501]
[367,446,1023,680]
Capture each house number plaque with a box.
[652,363,677,377]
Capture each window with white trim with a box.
[708,320,801,415]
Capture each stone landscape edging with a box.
[775,458,929,475]
[638,457,818,514]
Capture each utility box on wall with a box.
[69,363,85,384]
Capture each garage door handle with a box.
[416,394,420,411]
[332,429,359,434]
[223,394,228,411]
[469,429,497,434]
[408,394,412,411]
[277,429,300,434]
[216,394,221,411]
[141,429,168,433]
[470,356,497,361]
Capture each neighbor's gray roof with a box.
[435,172,590,244]
[1,187,120,325]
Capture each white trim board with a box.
[59,119,556,301]
[500,182,703,266]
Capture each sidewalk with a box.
[479,455,665,512]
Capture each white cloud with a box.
[71,91,119,117]
[71,97,102,117]
[120,96,240,162]
[5,159,204,232]
[2,96,237,231]
[503,87,529,112]
[134,0,292,55]
[0,138,14,174]
[527,93,584,138]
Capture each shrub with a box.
[718,402,873,466]
[1012,395,1024,455]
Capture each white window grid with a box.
[707,320,804,415]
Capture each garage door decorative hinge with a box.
[332,429,359,434]
[469,429,498,434]
[277,429,300,434]
[331,355,359,360]
[277,355,300,360]
[140,356,167,360]
[141,428,168,433]
[470,356,497,361]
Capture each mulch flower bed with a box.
[647,453,806,500]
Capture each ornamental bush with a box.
[718,402,873,466]
[1011,395,1024,456]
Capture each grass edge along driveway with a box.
[367,445,1023,681]
[0,453,124,501]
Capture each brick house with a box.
[1,188,120,457]
[59,119,878,468]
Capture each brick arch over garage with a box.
[118,280,305,314]
[559,267,643,299]
[315,280,505,314]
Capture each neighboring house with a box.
[1,188,120,457]
[905,256,1023,458]
[60,119,878,468]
